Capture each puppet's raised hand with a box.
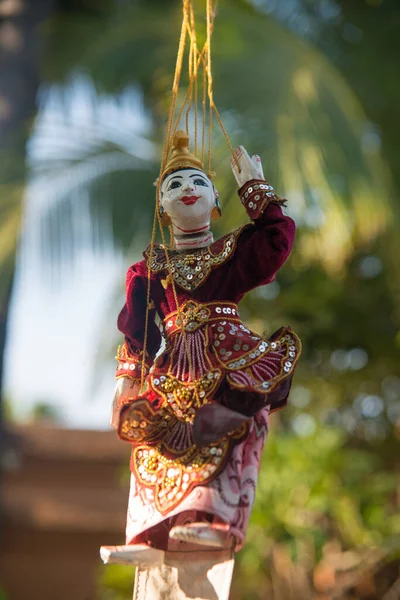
[230,145,265,188]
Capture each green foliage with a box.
[0,585,8,600]
[248,426,398,551]
[231,424,400,598]
[97,564,135,600]
[30,401,63,424]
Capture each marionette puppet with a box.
[100,0,301,583]
[103,130,301,566]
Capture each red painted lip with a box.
[181,195,200,205]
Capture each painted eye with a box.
[168,180,182,190]
[193,178,208,186]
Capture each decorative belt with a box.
[164,300,240,336]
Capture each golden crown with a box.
[161,130,204,181]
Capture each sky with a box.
[5,242,124,429]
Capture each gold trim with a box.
[131,421,248,515]
[144,226,246,291]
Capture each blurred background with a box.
[0,0,399,599]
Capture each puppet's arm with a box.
[230,145,287,218]
[230,146,295,293]
[111,262,161,430]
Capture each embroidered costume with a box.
[115,177,301,550]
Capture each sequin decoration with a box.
[174,300,211,332]
[239,179,287,220]
[115,341,151,382]
[145,227,243,291]
[210,321,302,394]
[131,422,247,514]
[119,399,168,443]
[151,369,222,423]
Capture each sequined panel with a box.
[119,399,168,443]
[239,179,287,220]
[150,370,223,423]
[131,422,247,514]
[144,227,244,291]
[211,322,301,393]
[118,395,248,514]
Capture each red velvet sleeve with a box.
[233,179,295,294]
[115,261,161,382]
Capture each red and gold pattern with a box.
[117,297,300,513]
[118,398,168,443]
[118,392,248,514]
[130,423,247,514]
[150,370,223,424]
[239,179,286,220]
[115,342,152,382]
[116,187,301,521]
[212,322,301,395]
[164,300,241,336]
[144,227,244,292]
[158,299,301,401]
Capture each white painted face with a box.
[160,168,216,233]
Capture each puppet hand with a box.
[110,377,141,429]
[230,145,265,188]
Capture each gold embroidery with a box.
[118,395,248,514]
[161,274,173,289]
[132,422,247,514]
[175,300,211,332]
[151,369,222,423]
[119,400,168,443]
[115,342,152,381]
[145,227,245,291]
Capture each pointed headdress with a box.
[161,130,206,182]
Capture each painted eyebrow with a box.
[167,175,183,183]
[189,174,208,181]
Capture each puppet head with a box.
[159,131,221,233]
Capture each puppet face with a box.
[160,168,216,232]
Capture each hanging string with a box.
[190,2,198,154]
[173,44,207,138]
[140,202,159,393]
[161,1,215,382]
[140,0,190,391]
[205,0,240,172]
[201,60,207,163]
[149,0,199,382]
[186,37,193,133]
[206,0,213,175]
[140,0,241,389]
